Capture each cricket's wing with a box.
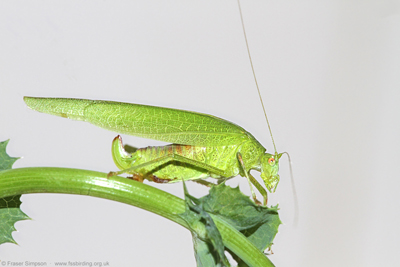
[24,97,256,146]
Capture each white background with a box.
[1,1,400,266]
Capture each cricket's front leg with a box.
[236,152,267,206]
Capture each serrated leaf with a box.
[231,204,281,267]
[0,140,19,170]
[199,183,281,252]
[180,182,230,267]
[0,140,30,245]
[240,204,280,251]
[188,182,281,266]
[0,195,30,244]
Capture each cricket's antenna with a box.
[282,152,299,226]
[237,0,277,153]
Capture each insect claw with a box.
[107,171,118,178]
[265,246,274,255]
[124,174,143,182]
[253,197,262,206]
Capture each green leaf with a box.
[180,182,280,266]
[0,140,30,245]
[194,183,281,266]
[180,182,230,267]
[0,195,30,244]
[240,204,281,251]
[0,140,19,170]
[200,184,281,251]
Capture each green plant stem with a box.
[0,167,274,267]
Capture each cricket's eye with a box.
[268,157,275,166]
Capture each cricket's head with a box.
[260,152,282,193]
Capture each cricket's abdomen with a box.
[129,144,240,182]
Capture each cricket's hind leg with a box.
[127,173,174,184]
[110,136,232,186]
[111,135,139,171]
[109,136,180,183]
[111,149,229,181]
[192,179,217,187]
